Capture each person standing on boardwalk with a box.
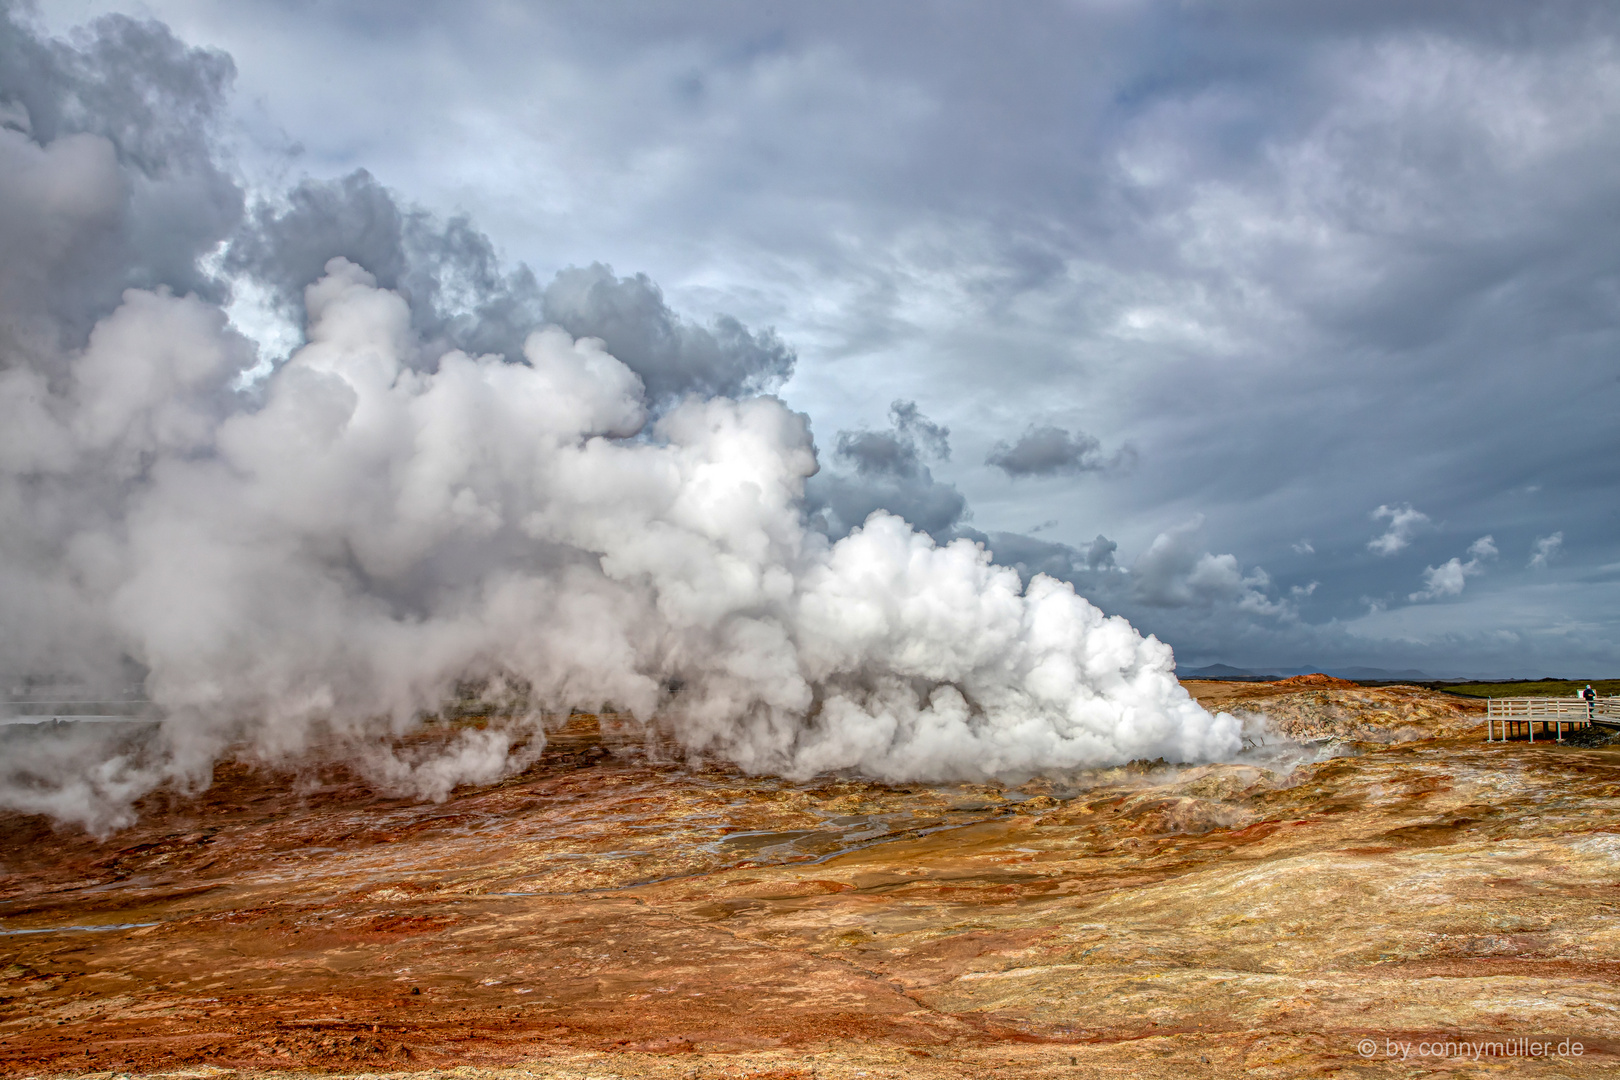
[1583,683,1597,721]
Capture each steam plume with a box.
[0,9,1239,833]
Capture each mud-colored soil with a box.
[3,681,1618,1078]
[1183,675,1487,743]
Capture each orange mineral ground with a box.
[3,680,1619,1078]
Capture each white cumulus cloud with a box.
[1132,517,1290,617]
[1410,535,1496,601]
[1529,532,1563,569]
[1368,503,1432,556]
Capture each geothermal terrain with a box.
[2,678,1618,1079]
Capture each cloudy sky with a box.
[29,0,1620,677]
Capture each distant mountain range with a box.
[1180,663,1430,682]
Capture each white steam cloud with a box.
[3,259,1240,832]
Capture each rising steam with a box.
[0,10,1238,833]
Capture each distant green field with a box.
[1435,680,1620,699]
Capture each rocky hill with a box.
[1183,674,1485,743]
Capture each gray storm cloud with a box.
[986,424,1130,479]
[1131,517,1286,616]
[225,171,798,399]
[0,10,1238,833]
[541,263,797,404]
[806,399,967,540]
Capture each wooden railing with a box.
[1484,697,1620,742]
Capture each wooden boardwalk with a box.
[1485,696,1620,742]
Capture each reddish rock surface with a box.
[1270,673,1360,689]
[2,684,1617,1078]
[1184,677,1485,743]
